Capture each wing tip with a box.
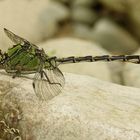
[4,28,8,33]
[3,28,12,36]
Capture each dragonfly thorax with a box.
[3,44,41,72]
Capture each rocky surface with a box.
[71,6,97,25]
[39,1,70,39]
[0,0,48,50]
[123,49,140,88]
[1,0,140,55]
[72,0,97,7]
[71,23,92,39]
[91,19,139,54]
[128,0,140,40]
[0,0,70,51]
[0,71,140,139]
[98,0,127,13]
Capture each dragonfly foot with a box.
[12,71,21,79]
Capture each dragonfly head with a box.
[0,50,8,65]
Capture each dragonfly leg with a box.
[12,70,21,78]
[42,70,62,87]
[5,66,28,78]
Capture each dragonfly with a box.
[1,28,140,101]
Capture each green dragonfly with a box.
[1,28,65,101]
[1,28,140,101]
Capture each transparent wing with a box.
[33,68,65,101]
[4,28,38,48]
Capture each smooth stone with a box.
[39,19,59,39]
[127,0,140,40]
[40,1,70,22]
[52,0,71,4]
[123,49,140,88]
[0,0,53,51]
[99,0,127,13]
[91,19,139,54]
[0,72,140,139]
[39,1,70,39]
[72,0,96,7]
[71,6,97,25]
[71,23,92,39]
[39,38,113,83]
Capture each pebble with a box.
[40,1,70,22]
[99,0,127,13]
[52,0,71,4]
[90,19,139,54]
[73,0,97,7]
[0,0,49,51]
[71,6,97,25]
[71,23,92,39]
[123,48,140,88]
[127,0,140,40]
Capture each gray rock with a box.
[0,0,50,51]
[91,19,139,54]
[40,1,70,22]
[39,19,59,39]
[39,1,70,39]
[73,0,97,7]
[123,49,140,88]
[71,6,97,25]
[52,0,72,4]
[0,72,140,139]
[71,23,92,39]
[99,0,127,13]
[127,0,140,40]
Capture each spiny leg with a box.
[12,70,21,78]
[5,68,36,78]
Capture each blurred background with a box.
[0,0,140,88]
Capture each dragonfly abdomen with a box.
[55,55,140,64]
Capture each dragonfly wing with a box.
[33,68,65,101]
[4,28,38,48]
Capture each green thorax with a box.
[5,44,41,71]
[5,44,54,72]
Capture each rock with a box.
[40,1,70,22]
[123,49,140,88]
[71,23,92,39]
[71,6,97,25]
[39,38,114,83]
[39,19,59,40]
[39,1,70,39]
[52,0,71,5]
[91,19,139,54]
[72,0,97,7]
[0,72,140,139]
[0,0,53,51]
[99,0,128,13]
[127,0,140,40]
